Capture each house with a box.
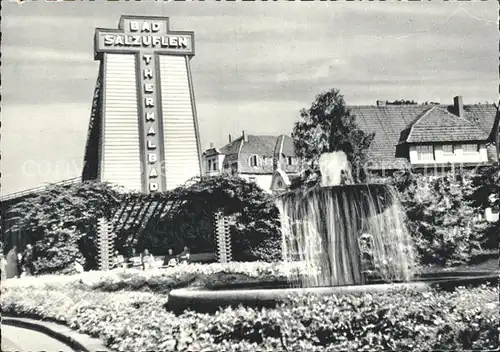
[350,96,498,175]
[202,132,301,192]
[203,95,498,192]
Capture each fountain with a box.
[167,152,498,314]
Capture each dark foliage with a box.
[292,88,375,188]
[7,181,123,272]
[124,175,282,262]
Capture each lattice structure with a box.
[97,217,114,271]
[214,212,233,263]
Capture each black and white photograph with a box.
[1,1,499,351]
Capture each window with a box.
[416,145,434,161]
[442,144,455,154]
[463,144,479,153]
[207,159,212,172]
[287,156,294,166]
[249,155,262,167]
[277,180,283,188]
[212,161,218,171]
[230,162,238,175]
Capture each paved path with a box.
[1,324,74,352]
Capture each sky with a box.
[2,1,497,195]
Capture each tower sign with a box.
[86,16,202,193]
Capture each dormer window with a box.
[463,143,479,154]
[249,155,262,167]
[442,144,455,155]
[416,145,435,161]
[287,156,294,165]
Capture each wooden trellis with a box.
[214,212,234,263]
[97,217,114,271]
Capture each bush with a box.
[1,262,310,294]
[2,282,497,352]
[31,228,85,275]
[7,181,123,272]
[144,175,282,262]
[393,171,492,266]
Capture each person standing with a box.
[23,244,35,276]
[0,254,7,280]
[16,251,23,278]
[141,249,154,270]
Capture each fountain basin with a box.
[166,271,499,314]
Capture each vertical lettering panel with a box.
[102,54,142,191]
[159,55,201,190]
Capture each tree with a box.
[8,181,123,272]
[292,88,375,187]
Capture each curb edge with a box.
[2,315,110,352]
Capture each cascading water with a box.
[276,152,417,287]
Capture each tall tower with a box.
[83,16,202,193]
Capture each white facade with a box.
[239,174,274,193]
[203,153,226,177]
[409,143,489,165]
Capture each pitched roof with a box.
[213,102,497,172]
[275,135,295,156]
[349,103,497,169]
[240,135,278,157]
[219,137,243,155]
[403,107,488,143]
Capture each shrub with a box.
[32,228,85,275]
[6,181,123,272]
[1,283,497,352]
[393,171,492,266]
[1,262,310,294]
[144,175,282,262]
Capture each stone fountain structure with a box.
[167,152,498,314]
[277,151,416,287]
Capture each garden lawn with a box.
[1,262,498,351]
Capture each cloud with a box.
[3,46,91,63]
[1,1,497,193]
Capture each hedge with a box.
[2,262,312,294]
[2,284,497,351]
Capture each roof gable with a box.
[219,137,243,155]
[239,135,278,157]
[349,103,497,168]
[404,107,488,143]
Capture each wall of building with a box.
[202,154,226,177]
[101,53,142,191]
[239,173,273,193]
[409,143,489,165]
[270,173,288,193]
[159,55,201,190]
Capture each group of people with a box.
[109,246,191,271]
[162,246,191,267]
[0,244,35,279]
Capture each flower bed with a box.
[1,283,497,351]
[1,262,312,294]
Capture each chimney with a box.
[376,100,386,107]
[242,130,248,142]
[454,96,465,118]
[228,134,232,143]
